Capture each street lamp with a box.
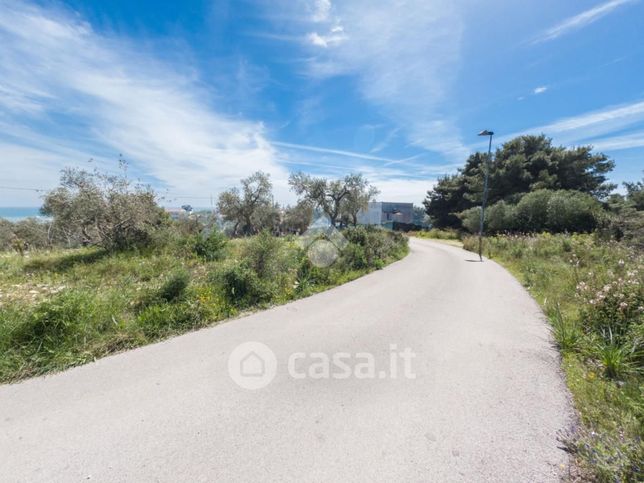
[477,130,494,261]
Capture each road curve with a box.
[0,238,574,482]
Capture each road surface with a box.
[0,238,574,482]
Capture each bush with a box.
[342,226,408,269]
[515,190,551,232]
[216,263,273,308]
[546,191,601,233]
[486,200,517,233]
[243,230,284,280]
[157,270,190,303]
[458,207,481,234]
[193,228,227,261]
[341,243,368,269]
[460,190,604,234]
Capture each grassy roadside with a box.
[463,234,643,481]
[408,229,464,247]
[0,227,408,384]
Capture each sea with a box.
[0,207,45,222]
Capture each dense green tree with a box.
[604,177,644,246]
[422,174,470,229]
[424,135,615,228]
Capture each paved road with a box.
[0,238,574,482]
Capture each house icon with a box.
[240,351,265,377]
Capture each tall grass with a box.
[0,227,408,383]
[463,233,643,481]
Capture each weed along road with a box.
[0,238,574,482]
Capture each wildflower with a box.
[619,302,628,310]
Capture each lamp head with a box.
[478,130,494,136]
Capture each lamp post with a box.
[477,130,494,261]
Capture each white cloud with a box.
[532,0,636,44]
[273,141,400,163]
[275,0,467,161]
[586,131,644,151]
[536,100,644,141]
[533,86,548,95]
[311,0,332,22]
[306,28,346,48]
[499,99,644,149]
[0,1,289,206]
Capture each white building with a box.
[357,202,414,225]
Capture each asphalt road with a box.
[0,238,574,482]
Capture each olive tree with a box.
[217,171,278,236]
[41,166,167,250]
[281,201,314,234]
[289,172,378,227]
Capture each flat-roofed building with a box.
[357,202,414,225]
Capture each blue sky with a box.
[0,0,643,207]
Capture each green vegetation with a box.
[0,164,407,383]
[423,134,618,232]
[463,233,643,481]
[289,172,379,227]
[409,228,461,240]
[0,226,407,383]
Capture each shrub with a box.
[486,200,517,233]
[576,267,643,341]
[546,191,600,233]
[157,270,190,303]
[216,263,273,308]
[243,230,284,280]
[515,189,551,232]
[458,207,481,234]
[193,228,227,261]
[341,243,368,269]
[342,226,408,269]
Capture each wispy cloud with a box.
[266,0,468,161]
[533,86,548,95]
[499,99,644,149]
[537,100,644,140]
[310,0,332,22]
[532,0,636,44]
[273,141,400,163]
[586,131,644,151]
[0,1,288,205]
